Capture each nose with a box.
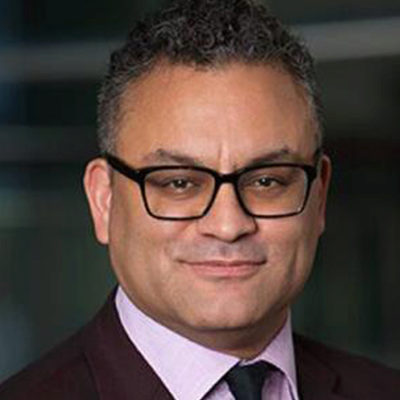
[196,183,257,242]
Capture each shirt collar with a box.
[115,286,298,400]
[247,313,299,400]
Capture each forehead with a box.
[116,63,316,169]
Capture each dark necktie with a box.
[224,361,270,400]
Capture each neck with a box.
[118,287,289,360]
[166,308,289,360]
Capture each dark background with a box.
[1,0,400,382]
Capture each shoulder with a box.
[294,333,400,399]
[0,329,97,400]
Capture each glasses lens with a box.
[144,168,215,218]
[238,166,308,216]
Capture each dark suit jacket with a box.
[1,292,400,400]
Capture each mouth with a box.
[181,259,265,278]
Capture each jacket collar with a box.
[294,334,349,400]
[82,291,174,400]
[81,291,349,400]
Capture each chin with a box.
[184,305,267,333]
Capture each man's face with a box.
[85,63,331,353]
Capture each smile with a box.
[181,260,265,278]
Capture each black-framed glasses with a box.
[104,152,319,220]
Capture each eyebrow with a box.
[141,149,207,166]
[244,147,294,167]
[141,147,301,169]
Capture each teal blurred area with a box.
[1,0,400,382]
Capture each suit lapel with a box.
[294,335,349,400]
[298,374,350,400]
[79,293,353,400]
[81,291,174,400]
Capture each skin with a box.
[84,63,331,359]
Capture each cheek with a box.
[108,183,191,305]
[263,210,320,291]
[109,180,179,263]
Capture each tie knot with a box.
[225,361,270,400]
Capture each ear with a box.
[317,154,332,234]
[83,158,112,245]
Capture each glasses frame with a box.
[104,152,319,220]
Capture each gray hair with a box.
[97,0,323,153]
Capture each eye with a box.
[249,175,284,189]
[239,170,292,194]
[165,178,194,190]
[150,176,200,193]
[146,169,213,198]
[253,177,276,187]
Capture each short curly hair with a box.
[97,0,322,153]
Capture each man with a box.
[1,0,399,399]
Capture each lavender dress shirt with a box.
[116,287,299,400]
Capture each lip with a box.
[181,259,265,278]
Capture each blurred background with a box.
[1,0,400,382]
